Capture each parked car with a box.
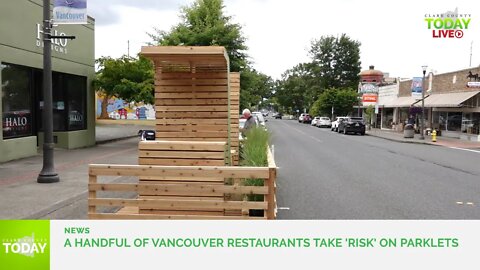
[337,117,366,135]
[317,117,331,128]
[331,116,347,132]
[273,112,283,119]
[298,113,311,124]
[252,111,267,127]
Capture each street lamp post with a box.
[419,65,428,140]
[37,0,59,183]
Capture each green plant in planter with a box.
[240,127,270,202]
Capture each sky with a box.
[88,0,480,80]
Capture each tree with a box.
[148,0,248,72]
[240,67,274,110]
[310,88,358,117]
[93,56,154,119]
[309,34,361,90]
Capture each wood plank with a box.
[155,125,229,132]
[139,150,225,159]
[137,209,224,216]
[88,175,97,214]
[89,213,266,220]
[157,72,228,80]
[155,131,229,138]
[155,111,229,118]
[89,198,268,210]
[156,99,228,106]
[139,176,223,182]
[156,79,227,86]
[89,164,270,178]
[155,92,228,99]
[156,119,227,125]
[155,105,228,112]
[156,86,228,92]
[139,141,226,151]
[151,138,228,142]
[89,183,268,195]
[139,158,225,166]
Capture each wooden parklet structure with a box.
[88,46,276,219]
[142,46,234,158]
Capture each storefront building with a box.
[0,0,95,162]
[388,68,480,141]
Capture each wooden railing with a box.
[88,163,277,220]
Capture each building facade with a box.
[0,0,95,162]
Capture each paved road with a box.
[269,119,480,219]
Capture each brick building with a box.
[387,67,480,141]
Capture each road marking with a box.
[277,207,290,210]
[448,147,480,154]
[466,202,475,206]
[456,201,475,206]
[456,201,464,205]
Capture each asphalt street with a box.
[269,119,480,219]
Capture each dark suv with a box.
[337,117,365,135]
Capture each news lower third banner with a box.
[1,220,479,269]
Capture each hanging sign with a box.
[411,77,423,100]
[53,0,88,24]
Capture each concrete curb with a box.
[95,135,139,145]
[366,132,438,146]
[24,191,87,219]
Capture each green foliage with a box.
[311,88,358,116]
[274,34,361,115]
[93,56,154,104]
[148,0,248,72]
[240,67,274,110]
[240,127,270,196]
[309,34,362,89]
[275,63,319,114]
[365,105,375,125]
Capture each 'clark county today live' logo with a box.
[425,8,471,38]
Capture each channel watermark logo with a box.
[424,8,471,38]
[0,221,50,270]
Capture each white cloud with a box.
[91,0,480,80]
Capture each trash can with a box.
[403,124,414,138]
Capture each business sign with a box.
[466,82,480,88]
[36,24,70,55]
[424,9,471,39]
[411,77,423,100]
[362,94,378,105]
[359,83,379,94]
[53,0,87,24]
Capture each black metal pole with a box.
[38,0,59,183]
[419,70,426,140]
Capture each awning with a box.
[383,96,419,108]
[422,91,480,107]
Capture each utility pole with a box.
[37,0,75,183]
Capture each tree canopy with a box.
[93,56,154,118]
[274,33,361,116]
[148,0,248,72]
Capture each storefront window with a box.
[462,113,479,135]
[37,71,87,131]
[66,74,86,130]
[1,63,33,139]
[447,112,462,132]
[382,108,394,128]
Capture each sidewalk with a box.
[0,123,153,219]
[366,128,480,150]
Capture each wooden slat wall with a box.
[230,72,240,166]
[88,164,275,220]
[154,68,230,149]
[138,141,227,216]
